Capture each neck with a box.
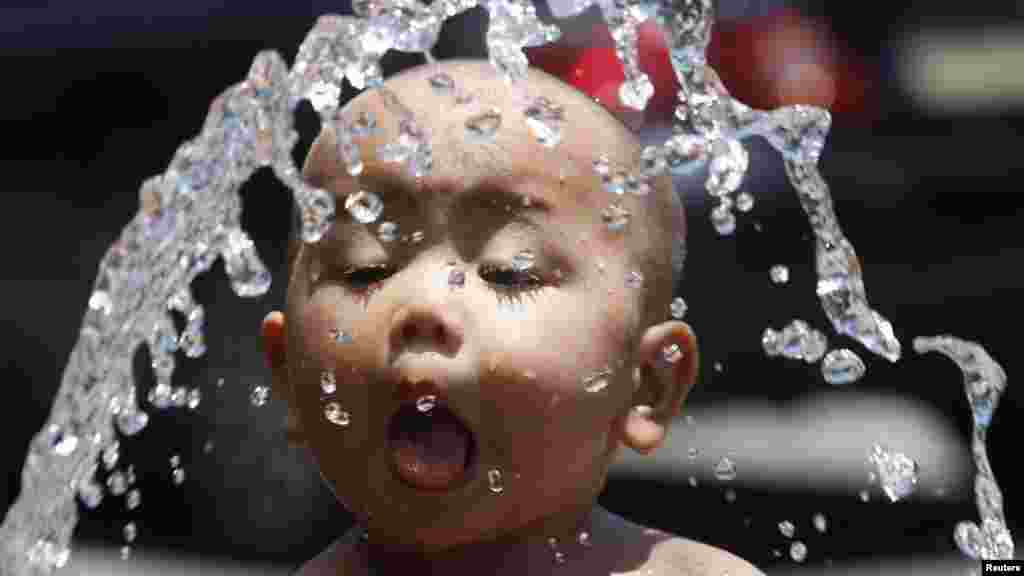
[355,505,625,576]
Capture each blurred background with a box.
[1,0,1022,574]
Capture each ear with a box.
[619,321,698,455]
[261,311,307,447]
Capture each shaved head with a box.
[294,58,686,324]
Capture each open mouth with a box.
[387,401,477,492]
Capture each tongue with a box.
[389,405,472,491]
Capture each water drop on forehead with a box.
[523,96,564,148]
[465,108,502,142]
[428,72,455,94]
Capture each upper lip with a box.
[386,367,478,433]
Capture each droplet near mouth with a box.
[387,402,477,492]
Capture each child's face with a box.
[265,61,697,553]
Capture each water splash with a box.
[0,1,999,574]
[913,336,1014,561]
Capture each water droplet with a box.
[123,522,137,543]
[251,385,270,407]
[308,80,341,113]
[107,471,127,496]
[790,541,807,562]
[724,488,737,503]
[126,489,141,511]
[377,221,398,243]
[349,111,378,138]
[553,551,566,565]
[577,531,591,547]
[88,290,113,315]
[523,96,564,148]
[670,297,688,319]
[859,489,870,502]
[448,267,466,288]
[329,328,353,345]
[321,371,337,394]
[488,469,504,494]
[582,367,612,393]
[171,386,188,408]
[120,546,132,560]
[203,440,215,454]
[640,145,667,178]
[771,548,782,558]
[416,395,437,413]
[172,468,186,485]
[711,204,736,236]
[324,402,351,427]
[186,388,201,410]
[661,343,683,364]
[428,72,455,94]
[547,537,559,548]
[869,444,919,502]
[735,191,754,212]
[102,443,120,470]
[512,249,535,272]
[714,362,723,373]
[51,431,79,457]
[821,348,866,385]
[778,520,795,538]
[217,377,225,388]
[769,265,789,284]
[409,230,424,244]
[465,108,502,142]
[688,476,698,487]
[714,456,737,481]
[687,447,698,459]
[345,190,384,224]
[761,328,781,357]
[169,454,180,468]
[601,202,631,232]
[625,271,644,289]
[618,74,654,110]
[603,171,627,195]
[813,513,827,533]
[78,479,104,509]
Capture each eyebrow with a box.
[338,168,559,230]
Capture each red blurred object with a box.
[526,7,877,127]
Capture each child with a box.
[261,58,763,575]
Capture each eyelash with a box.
[340,262,548,306]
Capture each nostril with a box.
[435,324,446,344]
[403,323,417,342]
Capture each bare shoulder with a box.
[646,533,765,576]
[293,530,365,576]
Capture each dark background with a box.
[1,0,1021,573]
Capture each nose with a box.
[390,305,464,359]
